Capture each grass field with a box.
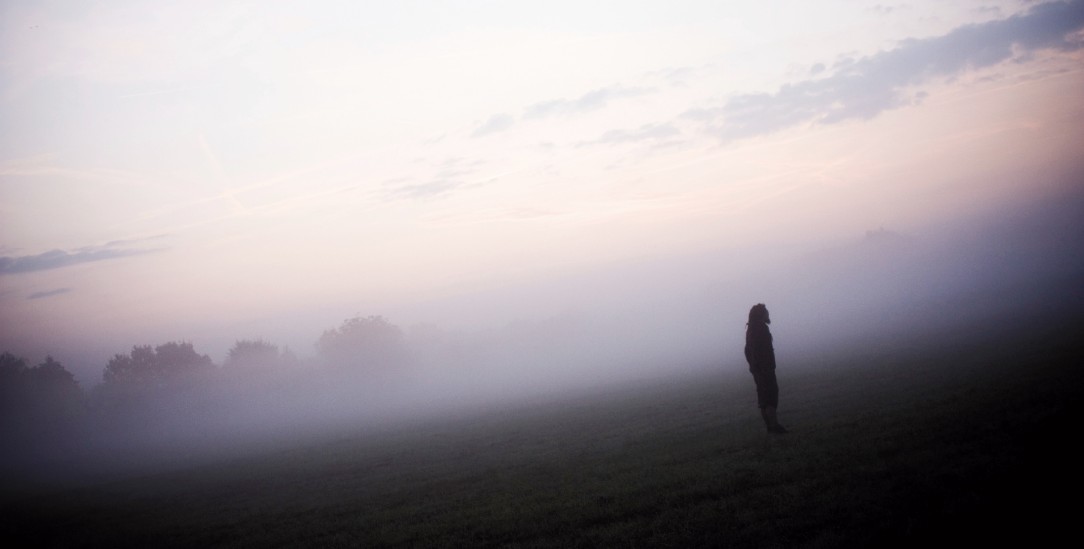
[4,321,1081,548]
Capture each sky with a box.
[2,0,1084,384]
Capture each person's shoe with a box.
[760,408,774,432]
[764,407,787,434]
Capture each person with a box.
[745,303,787,433]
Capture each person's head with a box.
[748,303,770,325]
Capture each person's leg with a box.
[762,371,786,433]
[759,406,773,431]
[753,370,778,432]
[765,406,786,433]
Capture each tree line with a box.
[1,315,413,439]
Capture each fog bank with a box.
[3,183,1082,491]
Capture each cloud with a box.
[579,123,681,147]
[424,206,562,228]
[471,113,515,137]
[525,85,653,118]
[104,233,171,247]
[0,242,165,275]
[652,66,699,87]
[470,85,655,139]
[386,179,467,200]
[382,156,490,200]
[28,288,71,300]
[680,107,723,122]
[706,0,1084,141]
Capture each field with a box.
[4,321,1081,548]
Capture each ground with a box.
[3,320,1081,547]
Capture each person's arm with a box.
[747,325,774,370]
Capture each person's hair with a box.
[748,303,770,325]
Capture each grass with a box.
[4,323,1081,548]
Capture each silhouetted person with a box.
[745,303,786,433]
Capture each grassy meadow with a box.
[4,320,1081,548]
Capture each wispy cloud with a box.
[696,0,1084,141]
[649,66,700,87]
[524,85,653,118]
[469,85,656,140]
[471,113,515,137]
[28,288,71,300]
[870,4,898,16]
[385,179,469,200]
[103,234,171,247]
[382,156,492,200]
[0,241,166,275]
[424,206,563,228]
[579,123,681,147]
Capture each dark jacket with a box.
[744,321,776,372]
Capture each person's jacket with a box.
[744,321,776,372]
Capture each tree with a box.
[1,353,83,432]
[217,339,303,414]
[96,342,216,419]
[28,356,80,397]
[0,352,30,417]
[27,356,83,421]
[102,341,214,390]
[316,315,409,371]
[225,339,282,370]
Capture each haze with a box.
[2,1,1083,476]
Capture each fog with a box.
[4,3,1084,517]
[4,180,1081,491]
